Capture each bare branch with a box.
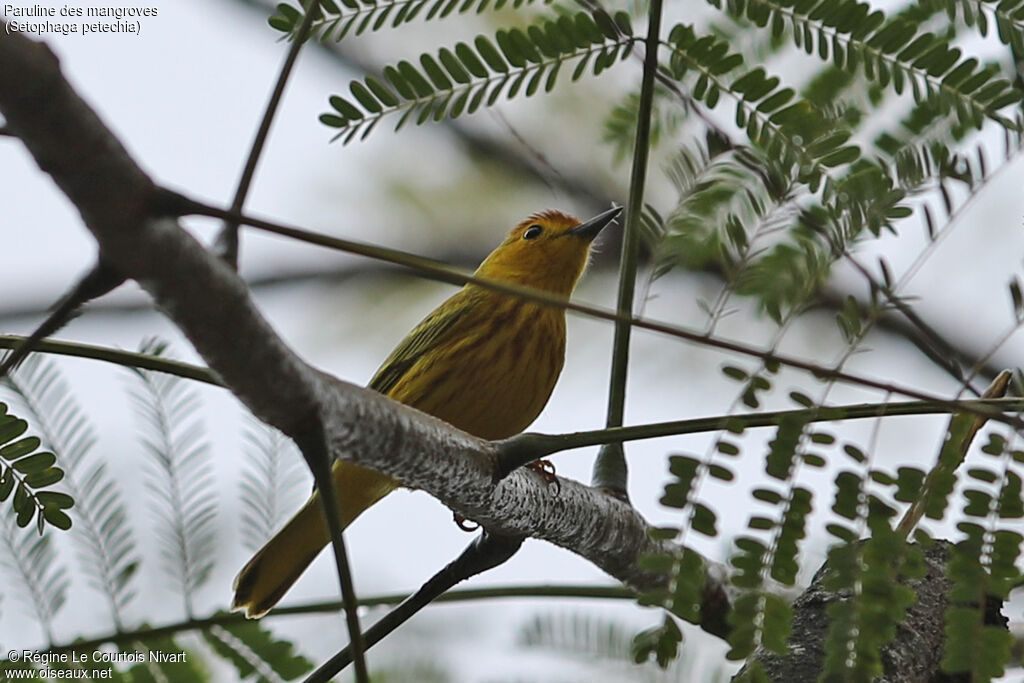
[215,0,322,267]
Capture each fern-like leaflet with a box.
[2,355,138,627]
[202,613,314,681]
[127,339,216,618]
[321,10,636,143]
[239,421,308,552]
[715,0,1022,132]
[269,0,553,41]
[0,513,69,645]
[0,402,72,534]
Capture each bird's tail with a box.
[231,461,398,618]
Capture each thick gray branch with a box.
[316,377,709,591]
[0,27,730,636]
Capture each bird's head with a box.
[475,207,622,295]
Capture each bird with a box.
[231,206,622,618]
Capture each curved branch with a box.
[0,23,732,640]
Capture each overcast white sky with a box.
[4,0,1024,680]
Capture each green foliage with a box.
[0,349,316,681]
[0,402,72,534]
[202,616,314,681]
[298,0,1024,336]
[0,349,322,683]
[711,412,827,660]
[8,0,1024,678]
[604,85,687,162]
[726,592,792,659]
[726,513,802,658]
[937,427,1020,680]
[820,533,923,679]
[3,355,138,623]
[520,611,635,662]
[920,413,975,522]
[648,139,793,289]
[268,0,552,40]
[631,614,681,668]
[663,24,860,190]
[926,0,1024,52]
[715,0,1021,131]
[659,454,726,538]
[672,549,710,623]
[764,416,806,480]
[942,606,1012,681]
[644,4,1020,323]
[321,9,635,142]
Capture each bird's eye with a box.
[523,225,543,240]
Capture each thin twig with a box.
[215,0,322,267]
[842,249,980,395]
[592,0,663,497]
[292,413,369,681]
[165,194,1024,430]
[3,332,1020,461]
[0,335,220,385]
[896,371,1013,538]
[496,399,1024,474]
[0,262,125,379]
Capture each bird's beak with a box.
[568,206,622,240]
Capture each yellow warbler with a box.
[231,206,621,618]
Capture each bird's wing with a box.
[368,292,475,396]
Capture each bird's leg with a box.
[525,460,560,494]
[453,513,479,532]
[452,460,560,532]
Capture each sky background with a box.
[3,0,1024,680]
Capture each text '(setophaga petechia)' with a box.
[231,206,622,618]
